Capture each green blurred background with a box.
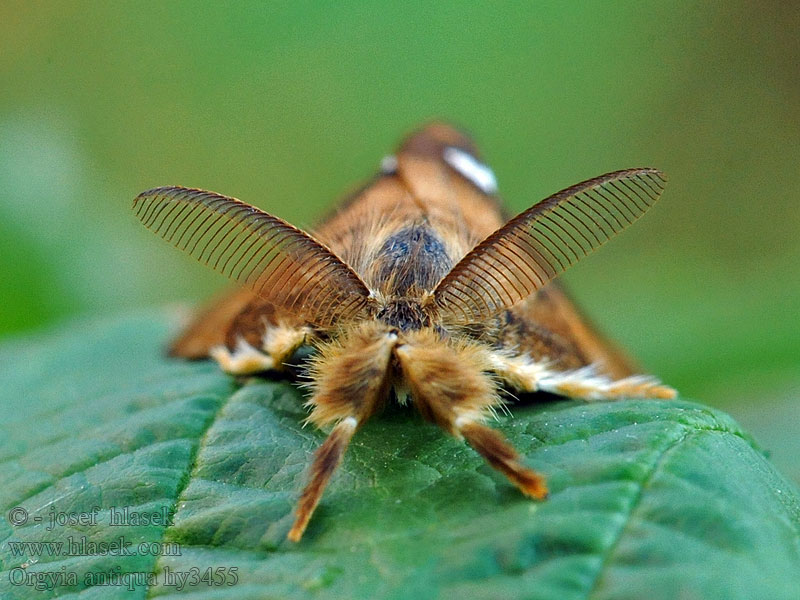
[1,3,797,475]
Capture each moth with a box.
[133,123,675,542]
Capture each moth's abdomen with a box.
[370,224,453,295]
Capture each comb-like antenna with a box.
[433,168,666,324]
[133,186,372,327]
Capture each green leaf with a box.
[1,311,799,599]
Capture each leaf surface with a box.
[1,311,798,599]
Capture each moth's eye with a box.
[443,146,498,195]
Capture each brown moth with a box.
[133,123,675,542]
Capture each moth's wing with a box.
[168,287,257,358]
[391,122,508,240]
[504,282,637,378]
[133,187,373,328]
[433,168,666,324]
[314,122,507,265]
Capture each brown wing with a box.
[502,282,638,378]
[433,168,666,324]
[391,122,507,241]
[167,287,257,358]
[313,122,507,270]
[132,186,372,327]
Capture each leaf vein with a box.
[142,384,243,598]
[584,426,694,598]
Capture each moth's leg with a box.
[396,331,548,499]
[288,323,396,542]
[210,322,312,375]
[487,351,676,400]
[287,417,357,543]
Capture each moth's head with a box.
[374,297,432,332]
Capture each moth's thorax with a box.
[367,223,454,296]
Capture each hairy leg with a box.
[395,331,548,499]
[288,323,397,541]
[487,351,676,400]
[287,417,358,542]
